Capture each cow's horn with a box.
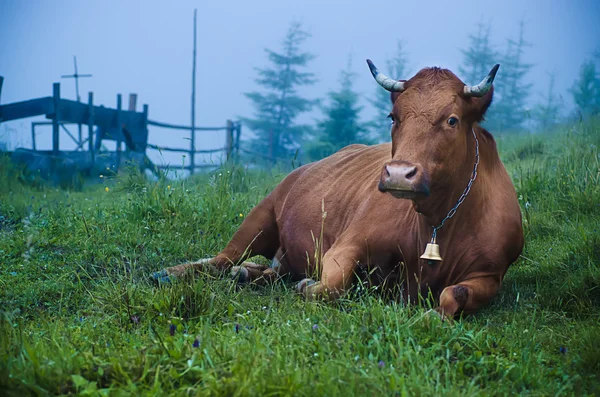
[366,59,405,92]
[463,64,500,97]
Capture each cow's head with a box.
[367,59,498,206]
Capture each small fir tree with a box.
[242,22,317,162]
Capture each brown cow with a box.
[153,60,524,318]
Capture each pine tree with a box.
[369,41,409,142]
[570,59,600,118]
[305,58,370,161]
[533,72,562,132]
[242,22,317,162]
[459,22,497,87]
[487,20,533,132]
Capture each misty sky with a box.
[1,0,598,167]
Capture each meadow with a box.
[0,120,599,396]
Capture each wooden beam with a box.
[146,119,227,131]
[0,97,53,123]
[147,143,225,154]
[52,83,60,155]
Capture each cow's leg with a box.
[153,197,279,282]
[296,244,361,301]
[230,257,284,286]
[435,276,501,319]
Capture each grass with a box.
[1,120,599,396]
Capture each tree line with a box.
[242,21,600,164]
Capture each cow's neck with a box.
[413,128,488,240]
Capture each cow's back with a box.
[270,144,392,274]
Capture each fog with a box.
[1,0,598,167]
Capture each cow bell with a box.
[421,242,442,263]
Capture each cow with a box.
[152,60,524,318]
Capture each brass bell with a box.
[420,242,442,263]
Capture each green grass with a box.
[1,120,599,396]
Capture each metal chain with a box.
[430,128,480,243]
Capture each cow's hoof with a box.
[296,278,316,293]
[150,269,172,285]
[230,266,250,284]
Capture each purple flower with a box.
[169,324,176,336]
[378,360,385,368]
[559,346,567,354]
[312,324,319,331]
[235,323,240,333]
[193,339,200,348]
[130,315,139,324]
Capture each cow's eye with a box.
[447,117,458,127]
[387,113,395,125]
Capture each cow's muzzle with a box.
[378,160,430,198]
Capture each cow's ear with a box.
[470,86,494,122]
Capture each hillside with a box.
[1,120,599,395]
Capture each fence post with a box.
[226,119,234,162]
[88,92,95,168]
[31,123,36,150]
[142,104,148,151]
[235,122,241,160]
[116,94,122,172]
[52,83,60,155]
[128,93,137,111]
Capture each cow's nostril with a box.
[405,167,417,180]
[384,165,391,178]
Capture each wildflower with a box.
[193,338,200,348]
[130,315,140,324]
[378,360,385,368]
[105,187,109,192]
[99,175,103,178]
[169,324,176,336]
[167,185,171,190]
[559,346,567,354]
[312,324,319,331]
[10,271,17,276]
[235,323,240,333]
[239,213,244,218]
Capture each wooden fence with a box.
[0,76,242,175]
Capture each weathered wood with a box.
[0,97,53,122]
[88,92,95,166]
[226,119,233,161]
[31,122,36,150]
[155,164,218,170]
[116,94,122,171]
[146,119,227,131]
[52,83,60,155]
[141,104,149,151]
[234,122,241,159]
[190,8,198,175]
[60,124,79,145]
[128,94,137,111]
[147,143,225,154]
